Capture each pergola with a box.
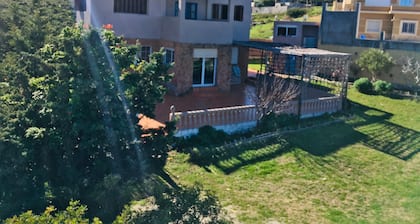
[235,41,352,116]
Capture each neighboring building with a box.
[320,1,420,88]
[74,0,251,95]
[273,21,319,48]
[332,0,420,42]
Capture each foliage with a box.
[4,201,102,224]
[254,0,275,7]
[401,57,420,92]
[121,51,173,117]
[193,126,229,146]
[114,184,230,224]
[255,113,299,133]
[373,80,392,95]
[286,8,307,18]
[0,0,173,221]
[354,77,373,94]
[356,49,393,81]
[141,121,177,170]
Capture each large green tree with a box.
[0,0,174,221]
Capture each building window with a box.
[366,20,382,33]
[401,21,417,34]
[277,26,297,37]
[74,0,86,11]
[164,48,175,64]
[193,58,216,86]
[234,5,244,21]
[212,4,229,20]
[114,0,148,14]
[399,0,414,6]
[185,2,198,20]
[139,46,152,61]
[174,1,179,16]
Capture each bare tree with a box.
[401,57,420,90]
[254,74,301,120]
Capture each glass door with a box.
[192,58,216,87]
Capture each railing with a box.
[170,105,257,131]
[298,96,342,118]
[170,96,343,135]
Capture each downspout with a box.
[355,2,361,40]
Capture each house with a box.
[74,0,252,95]
[331,0,420,42]
[273,21,319,48]
[320,1,420,89]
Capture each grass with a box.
[250,6,324,40]
[248,58,266,71]
[165,88,420,223]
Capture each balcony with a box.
[161,16,233,44]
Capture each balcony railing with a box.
[389,4,420,13]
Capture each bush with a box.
[188,125,229,147]
[373,80,393,95]
[256,113,299,133]
[286,8,307,18]
[354,77,373,94]
[254,0,275,7]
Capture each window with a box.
[212,4,228,20]
[399,0,414,6]
[401,21,417,34]
[365,0,390,7]
[193,58,216,86]
[114,0,148,14]
[74,0,86,11]
[366,20,382,33]
[277,26,297,37]
[139,46,152,61]
[234,5,244,21]
[185,2,198,20]
[174,1,179,16]
[164,48,175,64]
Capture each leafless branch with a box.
[255,74,301,119]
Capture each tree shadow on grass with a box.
[187,100,418,175]
[288,101,419,161]
[190,137,293,174]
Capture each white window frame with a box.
[399,0,414,7]
[365,19,382,33]
[164,48,175,64]
[400,20,417,35]
[276,25,297,37]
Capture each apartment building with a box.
[74,0,251,95]
[333,0,420,42]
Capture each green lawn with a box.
[248,58,265,71]
[165,89,420,223]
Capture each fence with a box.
[170,96,342,136]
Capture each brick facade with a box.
[127,38,248,95]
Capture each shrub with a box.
[254,0,275,7]
[373,80,393,95]
[354,77,373,94]
[256,113,299,133]
[286,8,307,18]
[188,125,229,147]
